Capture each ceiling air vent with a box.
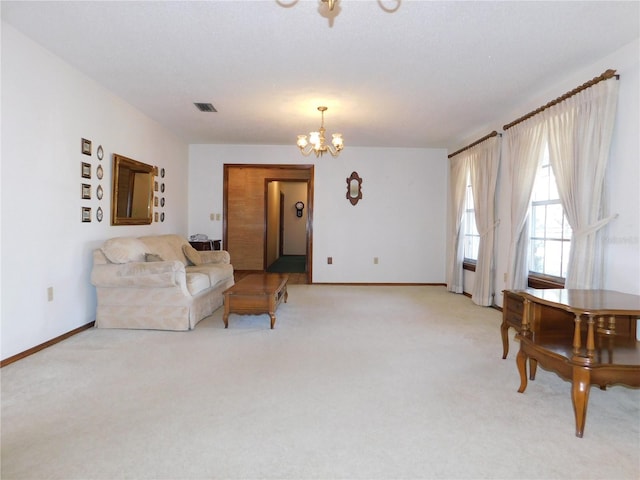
[194,102,217,112]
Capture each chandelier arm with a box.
[298,145,314,157]
[326,144,340,157]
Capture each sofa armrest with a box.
[199,250,231,265]
[91,261,187,288]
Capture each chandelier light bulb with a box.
[297,135,308,148]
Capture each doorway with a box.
[266,180,308,274]
[223,164,314,283]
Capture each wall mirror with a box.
[111,153,155,225]
[346,171,363,206]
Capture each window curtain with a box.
[469,136,501,306]
[446,155,468,293]
[544,78,619,289]
[505,117,546,290]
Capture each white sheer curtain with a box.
[469,136,501,306]
[505,117,546,290]
[544,78,619,289]
[446,155,468,293]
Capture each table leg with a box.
[571,366,591,438]
[269,313,276,330]
[223,296,230,328]
[529,358,538,380]
[500,321,510,359]
[516,348,528,393]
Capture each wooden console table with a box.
[510,289,640,437]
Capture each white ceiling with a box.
[2,1,638,149]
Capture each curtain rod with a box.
[503,69,619,131]
[448,131,499,159]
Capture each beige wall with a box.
[280,182,308,255]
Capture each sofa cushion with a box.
[101,237,148,264]
[187,263,234,288]
[145,253,164,262]
[185,272,211,296]
[182,244,203,266]
[139,234,189,265]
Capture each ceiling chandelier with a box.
[297,106,344,158]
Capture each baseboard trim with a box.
[1,321,95,368]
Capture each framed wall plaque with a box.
[81,207,91,222]
[81,183,91,199]
[81,162,91,179]
[81,138,92,155]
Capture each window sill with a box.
[528,274,565,289]
[463,263,565,289]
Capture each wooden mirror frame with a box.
[346,171,363,206]
[111,153,156,225]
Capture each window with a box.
[463,172,479,262]
[529,148,571,281]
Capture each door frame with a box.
[223,164,314,283]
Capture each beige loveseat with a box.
[91,234,234,330]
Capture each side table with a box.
[189,240,221,251]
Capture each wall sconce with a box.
[295,201,305,217]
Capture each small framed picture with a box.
[161,212,165,222]
[160,168,165,178]
[81,162,91,179]
[96,145,104,160]
[96,184,104,200]
[154,212,159,222]
[81,183,91,199]
[81,138,92,156]
[160,183,165,193]
[96,206,104,222]
[154,196,159,207]
[81,207,91,222]
[160,197,165,207]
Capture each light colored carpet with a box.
[1,285,638,480]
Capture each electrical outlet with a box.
[216,213,221,221]
[210,213,215,221]
[327,257,333,265]
[374,257,379,265]
[503,272,507,282]
[47,287,54,302]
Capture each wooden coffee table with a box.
[222,273,288,329]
